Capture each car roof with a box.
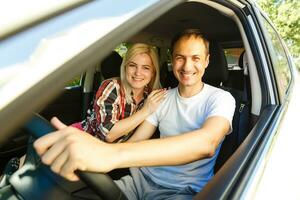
[129,1,242,47]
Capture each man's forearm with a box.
[113,116,230,169]
[114,131,213,168]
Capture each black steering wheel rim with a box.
[22,114,127,200]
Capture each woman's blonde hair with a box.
[120,43,161,103]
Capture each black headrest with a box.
[203,41,228,87]
[238,51,245,69]
[101,51,122,79]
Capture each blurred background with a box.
[257,0,300,72]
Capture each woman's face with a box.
[126,53,154,91]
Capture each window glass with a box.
[66,76,81,87]
[66,43,129,88]
[262,17,291,96]
[66,42,129,88]
[115,43,129,57]
[224,48,245,70]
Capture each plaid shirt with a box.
[81,78,148,142]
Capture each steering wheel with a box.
[8,114,127,200]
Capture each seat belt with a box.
[237,57,250,145]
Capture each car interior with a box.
[0,1,267,199]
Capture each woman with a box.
[73,43,166,143]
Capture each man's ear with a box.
[204,54,210,68]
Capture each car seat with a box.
[93,51,123,93]
[159,61,178,89]
[224,51,245,91]
[201,42,250,173]
[101,51,123,79]
[202,41,228,87]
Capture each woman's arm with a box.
[105,89,166,142]
[126,121,157,142]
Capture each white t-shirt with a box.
[140,84,236,192]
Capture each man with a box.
[34,29,235,199]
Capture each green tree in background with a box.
[257,0,300,70]
[115,43,131,57]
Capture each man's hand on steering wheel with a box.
[25,114,127,200]
[33,117,118,181]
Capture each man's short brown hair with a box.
[171,29,210,56]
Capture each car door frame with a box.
[195,1,296,199]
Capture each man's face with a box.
[172,36,209,90]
